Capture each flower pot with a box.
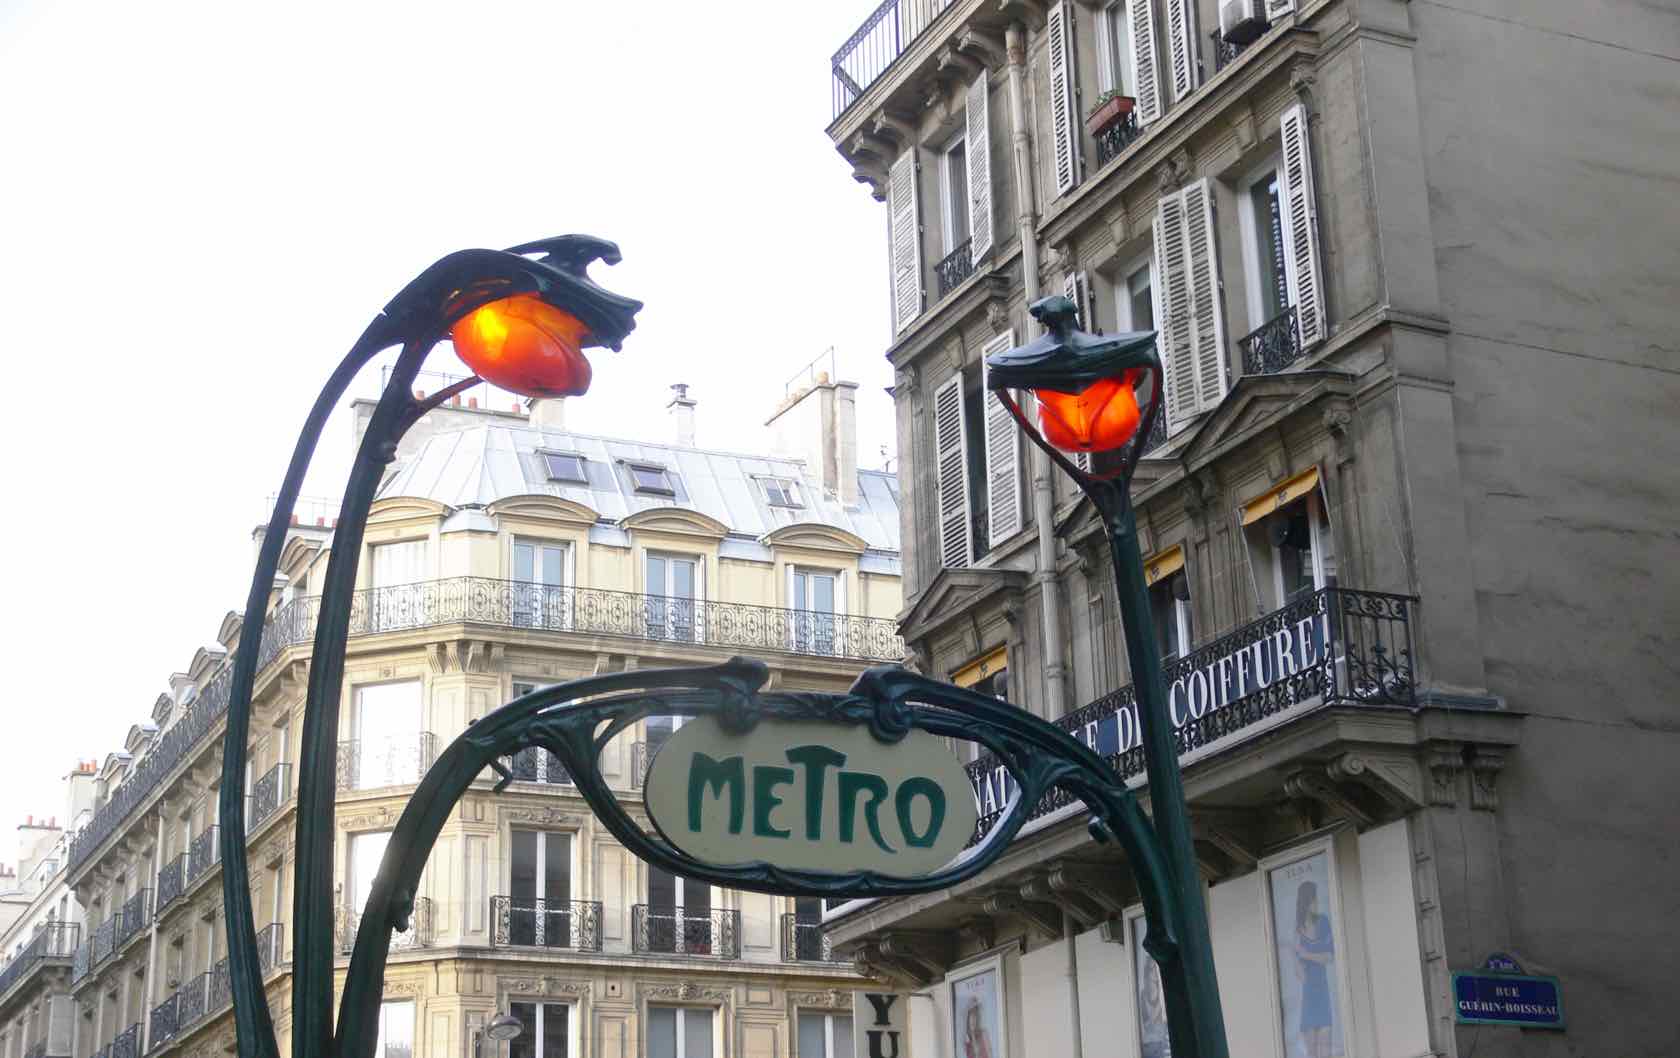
[1085,95,1136,136]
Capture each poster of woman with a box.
[950,962,1004,1058]
[1269,852,1344,1058]
[1131,917,1171,1058]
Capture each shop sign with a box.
[644,717,978,878]
[853,991,908,1058]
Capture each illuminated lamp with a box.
[450,294,594,399]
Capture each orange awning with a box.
[1240,466,1321,525]
[952,645,1009,688]
[1144,544,1185,586]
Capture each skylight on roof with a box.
[629,463,675,496]
[542,451,588,484]
[760,476,802,508]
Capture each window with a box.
[759,476,802,508]
[369,540,429,630]
[1246,169,1289,326]
[1118,260,1155,332]
[370,540,427,588]
[349,681,422,789]
[790,568,839,655]
[513,538,570,629]
[1241,470,1336,610]
[348,831,391,915]
[509,1002,569,1058]
[540,451,588,484]
[790,898,826,961]
[1154,178,1229,431]
[507,681,568,784]
[1149,571,1194,662]
[628,463,675,496]
[646,867,712,955]
[1097,1,1133,94]
[797,1013,854,1058]
[373,1000,414,1058]
[509,830,573,946]
[644,553,700,641]
[939,134,970,254]
[934,358,1022,569]
[647,1007,713,1058]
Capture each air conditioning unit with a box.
[1219,0,1270,45]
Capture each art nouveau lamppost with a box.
[985,294,1230,1058]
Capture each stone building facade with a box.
[825,0,1678,1056]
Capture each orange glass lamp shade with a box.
[449,294,594,399]
[1034,369,1143,453]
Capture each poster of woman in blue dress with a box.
[1269,852,1343,1058]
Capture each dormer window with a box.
[760,476,802,508]
[541,451,589,484]
[628,463,675,497]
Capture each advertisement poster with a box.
[1131,917,1171,1058]
[1269,852,1344,1058]
[950,963,1004,1058]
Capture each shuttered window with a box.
[1164,0,1199,105]
[889,150,922,333]
[1063,270,1096,473]
[933,375,973,568]
[1154,178,1229,431]
[966,73,995,260]
[980,333,1022,545]
[1130,0,1162,124]
[1278,103,1326,348]
[1047,1,1081,197]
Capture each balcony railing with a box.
[1240,306,1303,377]
[111,1024,140,1058]
[336,733,438,791]
[249,762,293,829]
[335,897,434,955]
[90,1046,107,1058]
[89,919,116,967]
[176,971,209,1030]
[1210,28,1248,73]
[256,922,284,975]
[148,992,178,1054]
[0,922,79,999]
[831,0,957,120]
[156,855,186,913]
[934,238,975,299]
[23,1040,44,1058]
[781,914,845,963]
[1094,110,1143,168]
[964,587,1417,844]
[491,897,603,951]
[208,958,231,1013]
[185,828,219,888]
[71,940,90,985]
[631,905,741,959]
[114,890,151,951]
[503,747,570,786]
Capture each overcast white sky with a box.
[0,1,896,840]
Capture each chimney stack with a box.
[668,384,697,447]
[530,398,567,432]
[766,373,860,506]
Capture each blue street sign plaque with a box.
[1452,971,1564,1029]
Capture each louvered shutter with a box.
[980,333,1022,545]
[1278,103,1326,349]
[966,74,995,260]
[1181,179,1229,411]
[889,150,923,333]
[1047,1,1080,196]
[1153,196,1198,431]
[1061,270,1093,328]
[1131,0,1162,125]
[1265,0,1295,18]
[933,376,973,568]
[1165,0,1199,105]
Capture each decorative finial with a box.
[1030,294,1080,338]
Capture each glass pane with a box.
[795,897,822,924]
[798,1014,826,1058]
[672,560,695,600]
[541,547,563,587]
[545,834,570,901]
[511,831,538,898]
[647,555,666,594]
[946,141,969,247]
[648,867,675,908]
[647,1008,676,1058]
[1253,174,1288,321]
[682,1009,713,1058]
[682,877,710,914]
[1108,3,1132,93]
[813,574,835,613]
[542,1004,567,1058]
[1128,265,1154,331]
[377,1001,414,1058]
[793,573,807,611]
[833,1016,853,1058]
[351,832,392,911]
[514,543,534,583]
[509,1003,537,1058]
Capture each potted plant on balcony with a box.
[1085,89,1136,136]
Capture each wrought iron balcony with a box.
[831,0,957,120]
[336,732,438,791]
[185,828,219,888]
[155,854,186,914]
[249,762,293,829]
[335,897,434,955]
[781,913,845,963]
[148,992,179,1054]
[491,897,603,951]
[934,238,975,299]
[110,1024,140,1058]
[176,972,209,1030]
[256,922,284,975]
[1210,28,1249,73]
[1240,306,1304,377]
[113,890,151,951]
[89,918,116,967]
[208,958,231,1013]
[0,922,79,999]
[631,905,741,959]
[503,746,570,786]
[1094,110,1143,168]
[71,938,91,986]
[964,587,1417,844]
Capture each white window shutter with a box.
[1165,0,1199,105]
[889,150,923,333]
[980,333,1022,545]
[1047,1,1081,197]
[966,73,995,260]
[1153,196,1197,431]
[1278,103,1326,349]
[1130,0,1162,125]
[1180,178,1230,412]
[1061,270,1092,328]
[933,376,973,568]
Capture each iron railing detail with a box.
[176,972,208,1029]
[630,741,650,789]
[249,763,293,829]
[631,905,741,959]
[89,919,116,967]
[964,587,1417,844]
[23,1039,44,1058]
[148,992,179,1054]
[335,733,437,791]
[71,936,91,986]
[1210,28,1247,73]
[114,890,151,951]
[831,0,958,119]
[110,1024,139,1058]
[207,958,231,1013]
[0,922,79,999]
[490,897,603,951]
[504,747,570,786]
[934,238,975,299]
[1240,306,1303,376]
[185,828,219,888]
[155,855,185,913]
[89,1046,107,1058]
[335,897,434,955]
[781,913,843,963]
[256,922,284,975]
[1094,110,1143,168]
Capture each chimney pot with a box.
[468,397,479,409]
[667,384,697,447]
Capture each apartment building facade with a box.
[57,381,904,1058]
[826,0,1678,1056]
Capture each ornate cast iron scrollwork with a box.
[1239,306,1302,377]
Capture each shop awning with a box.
[1144,544,1185,586]
[952,645,1008,688]
[1240,466,1321,526]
